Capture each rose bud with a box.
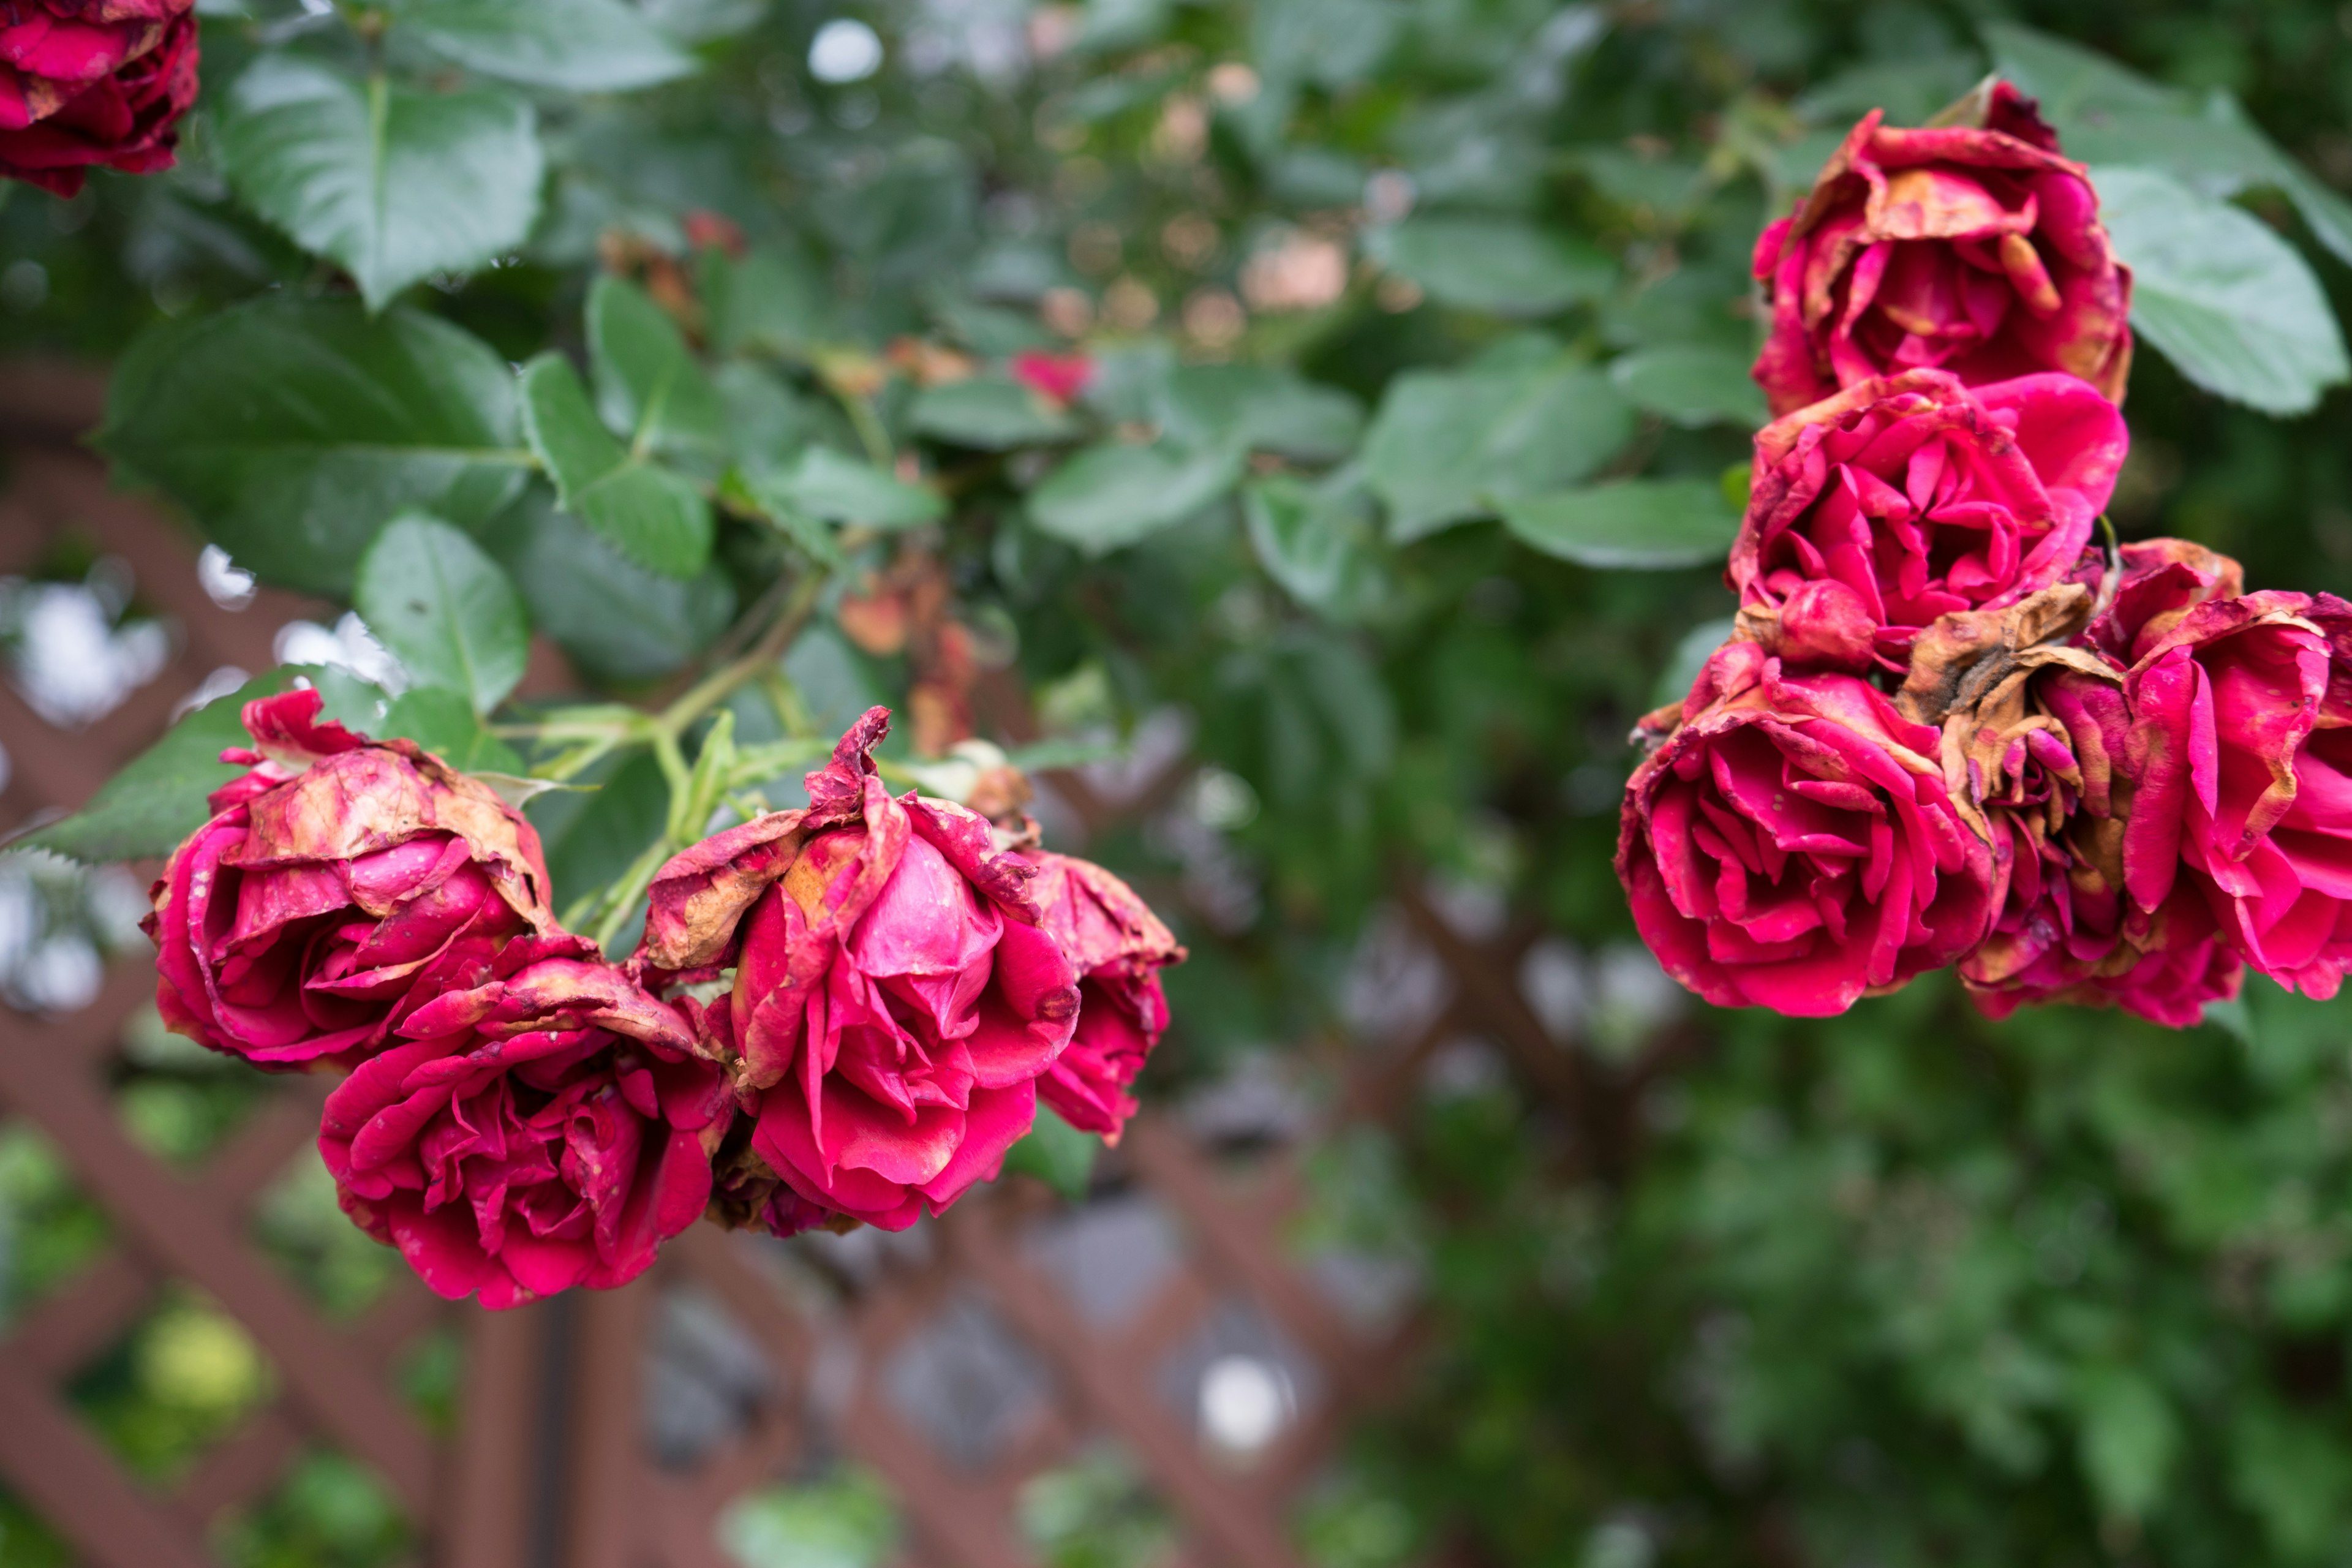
[1618,639,1996,1016]
[0,0,198,197]
[145,689,557,1068]
[2123,590,2352,998]
[640,708,1080,1231]
[320,941,726,1308]
[1898,588,2239,1025]
[1751,80,2132,417]
[1731,369,2127,669]
[1021,851,1185,1143]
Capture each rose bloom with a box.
[1751,80,2131,417]
[1618,639,1995,1016]
[1730,369,2126,670]
[145,690,557,1068]
[1022,851,1184,1142]
[0,0,197,197]
[1895,588,2238,1025]
[2123,590,2352,998]
[641,709,1080,1231]
[321,940,726,1308]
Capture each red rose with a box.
[0,1,197,197]
[1751,81,2131,418]
[1619,639,1997,1016]
[320,941,725,1308]
[145,690,557,1067]
[641,709,1082,1231]
[1022,850,1184,1143]
[1731,369,2125,671]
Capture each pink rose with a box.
[320,940,725,1308]
[1618,639,1996,1016]
[0,1,197,197]
[144,690,557,1068]
[2122,590,2352,998]
[1022,851,1185,1142]
[1751,80,2132,417]
[1731,369,2126,669]
[1009,350,1093,406]
[1894,587,2239,1025]
[640,709,1080,1231]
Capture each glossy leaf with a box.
[484,488,736,683]
[219,57,543,311]
[1243,474,1387,622]
[1158,365,1364,462]
[99,301,530,597]
[587,275,727,462]
[379,687,527,774]
[519,352,715,576]
[1366,216,1614,316]
[1610,346,1768,429]
[908,376,1082,450]
[1496,478,1740,568]
[353,516,531,714]
[755,447,946,528]
[1028,441,1246,554]
[394,0,696,91]
[1365,356,1634,541]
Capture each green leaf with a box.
[1364,358,1634,541]
[754,447,946,529]
[1366,216,1614,317]
[220,56,543,312]
[2074,1366,2179,1525]
[378,687,527,774]
[1496,478,1740,569]
[393,0,696,91]
[1243,474,1387,622]
[99,300,530,597]
[587,276,727,462]
[1610,346,1768,429]
[1027,442,1246,555]
[908,376,1082,450]
[519,352,715,576]
[1253,0,1402,89]
[1158,366,1364,462]
[354,515,530,714]
[19,668,383,863]
[1001,1105,1099,1200]
[483,486,736,684]
[704,244,831,357]
[2095,166,2349,416]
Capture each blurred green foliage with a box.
[6,0,2352,1564]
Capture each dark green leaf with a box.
[1365,358,1633,541]
[2096,166,2349,416]
[908,376,1082,450]
[519,352,715,576]
[220,56,543,311]
[1610,346,1769,429]
[754,447,946,529]
[704,244,831,357]
[2073,1366,2179,1525]
[587,275,726,462]
[483,486,736,683]
[1001,1105,1099,1200]
[99,300,530,597]
[1028,442,1245,554]
[353,514,530,714]
[393,0,696,91]
[1366,216,1614,317]
[378,687,527,774]
[1243,474,1387,621]
[1496,478,1740,568]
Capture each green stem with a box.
[589,835,675,956]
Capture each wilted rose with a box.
[145,690,557,1068]
[2123,590,2352,998]
[0,0,197,197]
[1619,639,1996,1016]
[1022,851,1184,1142]
[1731,369,2126,669]
[1898,587,2239,1025]
[321,941,726,1308]
[1751,80,2132,417]
[641,709,1080,1230]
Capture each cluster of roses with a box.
[0,0,197,197]
[145,695,1181,1308]
[1619,82,2352,1026]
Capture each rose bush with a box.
[1619,638,1996,1016]
[1750,80,2132,417]
[1730,368,2127,670]
[145,690,556,1068]
[641,709,1082,1231]
[320,939,725,1308]
[0,0,195,196]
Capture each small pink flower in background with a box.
[321,941,726,1309]
[682,209,747,257]
[1731,369,2127,671]
[1010,350,1093,406]
[1023,851,1185,1143]
[0,0,198,196]
[145,690,557,1068]
[1618,639,1996,1017]
[1751,80,2132,417]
